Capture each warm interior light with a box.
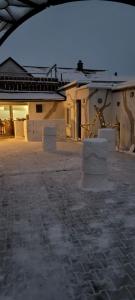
[13,105,28,120]
[0,105,28,120]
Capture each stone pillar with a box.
[81,138,113,192]
[14,121,24,139]
[42,126,57,152]
[98,128,116,152]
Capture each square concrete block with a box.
[98,128,116,152]
[83,138,108,175]
[43,136,56,152]
[81,138,113,191]
[43,126,57,136]
[42,126,57,152]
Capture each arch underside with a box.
[0,0,134,46]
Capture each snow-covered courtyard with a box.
[0,139,135,300]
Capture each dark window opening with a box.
[36,104,43,113]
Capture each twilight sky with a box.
[0,0,135,76]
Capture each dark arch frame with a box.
[0,0,134,46]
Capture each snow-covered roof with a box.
[58,70,132,91]
[80,78,135,91]
[113,80,135,91]
[58,69,135,91]
[79,82,115,90]
[58,80,78,91]
[0,91,65,101]
[24,65,90,82]
[59,75,127,91]
[25,66,128,84]
[1,57,128,86]
[57,68,88,82]
[24,66,50,78]
[1,57,135,92]
[79,79,135,91]
[85,70,130,83]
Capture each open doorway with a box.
[0,104,28,137]
[76,100,82,139]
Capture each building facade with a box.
[60,80,135,151]
[60,82,117,141]
[0,57,67,140]
[1,57,135,151]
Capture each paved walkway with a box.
[0,139,135,300]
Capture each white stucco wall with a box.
[63,85,113,140]
[14,120,24,138]
[77,87,113,138]
[24,119,66,142]
[28,101,65,120]
[113,89,135,150]
[64,86,77,139]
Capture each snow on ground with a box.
[0,139,135,300]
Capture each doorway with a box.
[76,100,81,139]
[0,105,14,137]
[0,104,28,137]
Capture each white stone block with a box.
[83,138,108,175]
[81,138,113,192]
[98,128,116,152]
[82,174,112,191]
[129,144,135,153]
[42,126,56,152]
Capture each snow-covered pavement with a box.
[0,139,135,300]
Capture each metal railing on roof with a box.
[0,76,67,92]
[0,72,58,82]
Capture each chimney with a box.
[77,60,83,71]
